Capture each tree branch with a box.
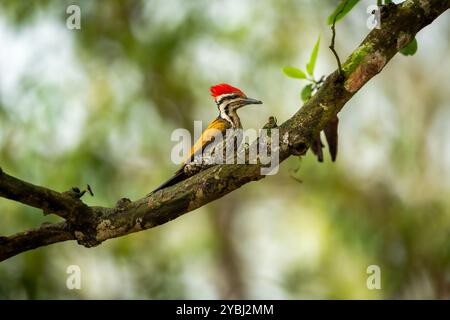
[0,168,90,220]
[0,222,74,260]
[0,0,448,262]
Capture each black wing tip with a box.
[147,168,186,196]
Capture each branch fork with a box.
[0,0,448,262]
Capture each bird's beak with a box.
[242,97,263,106]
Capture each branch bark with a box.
[0,0,448,261]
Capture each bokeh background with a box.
[0,0,449,299]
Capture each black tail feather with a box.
[148,167,187,196]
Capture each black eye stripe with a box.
[217,94,240,106]
[225,100,240,109]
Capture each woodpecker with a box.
[150,83,263,194]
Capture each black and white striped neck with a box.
[219,109,241,128]
[215,93,244,129]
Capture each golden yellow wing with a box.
[149,117,231,194]
[183,117,231,164]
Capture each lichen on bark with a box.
[342,43,374,77]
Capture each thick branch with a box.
[0,0,448,262]
[0,222,74,261]
[0,169,89,220]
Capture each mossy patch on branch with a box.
[342,43,373,77]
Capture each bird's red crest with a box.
[210,83,244,98]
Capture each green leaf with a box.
[306,35,320,76]
[282,67,307,79]
[327,0,360,25]
[301,84,313,103]
[399,38,418,56]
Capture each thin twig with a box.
[329,0,350,75]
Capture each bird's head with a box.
[210,83,262,114]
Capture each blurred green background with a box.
[0,0,449,299]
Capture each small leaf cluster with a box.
[283,36,321,103]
